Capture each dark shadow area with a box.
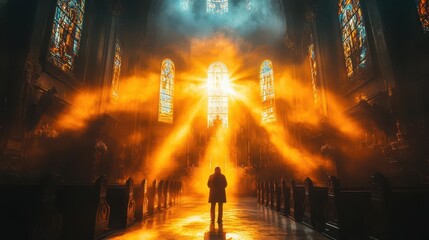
[204,223,226,240]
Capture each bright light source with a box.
[207,61,229,128]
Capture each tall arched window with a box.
[260,60,276,122]
[158,59,175,123]
[308,34,319,105]
[338,0,370,78]
[416,0,429,32]
[208,62,229,128]
[48,0,86,72]
[111,41,121,100]
[207,0,228,14]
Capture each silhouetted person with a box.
[207,167,227,223]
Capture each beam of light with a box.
[55,74,161,132]
[228,80,334,183]
[148,97,206,180]
[185,127,241,199]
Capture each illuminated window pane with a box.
[260,59,276,122]
[111,41,121,100]
[182,0,190,10]
[246,0,253,11]
[308,39,319,105]
[48,0,86,72]
[208,62,229,128]
[207,0,228,14]
[158,59,175,123]
[416,0,429,32]
[338,0,370,78]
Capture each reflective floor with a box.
[107,197,327,240]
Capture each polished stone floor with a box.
[107,197,327,240]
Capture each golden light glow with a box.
[49,32,368,194]
[207,61,229,128]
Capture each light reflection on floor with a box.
[107,197,327,240]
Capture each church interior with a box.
[1,0,429,239]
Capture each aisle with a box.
[107,197,327,240]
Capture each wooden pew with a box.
[134,179,148,221]
[157,180,165,211]
[147,180,158,215]
[269,180,275,208]
[280,179,290,216]
[171,181,177,205]
[302,177,328,231]
[256,181,261,204]
[164,180,170,209]
[56,176,110,240]
[259,180,266,205]
[275,180,282,212]
[1,174,62,239]
[107,177,136,229]
[367,172,429,239]
[323,176,371,240]
[264,180,270,207]
[168,181,173,208]
[178,181,183,202]
[289,179,305,222]
[175,180,181,204]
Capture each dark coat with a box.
[207,172,227,203]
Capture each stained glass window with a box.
[260,60,276,122]
[48,0,86,72]
[208,62,229,128]
[416,0,429,32]
[111,41,121,101]
[182,0,190,10]
[207,0,228,14]
[308,39,319,105]
[158,59,175,123]
[338,0,369,78]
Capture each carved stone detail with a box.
[289,179,296,216]
[126,177,135,225]
[112,0,123,16]
[142,179,148,215]
[284,34,296,49]
[23,55,42,84]
[305,8,317,23]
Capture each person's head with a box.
[214,167,221,174]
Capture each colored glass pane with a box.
[246,0,253,11]
[260,60,276,122]
[111,41,121,100]
[207,0,228,14]
[208,62,229,128]
[48,0,86,72]
[416,0,429,32]
[158,59,175,123]
[338,0,369,78]
[182,0,190,10]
